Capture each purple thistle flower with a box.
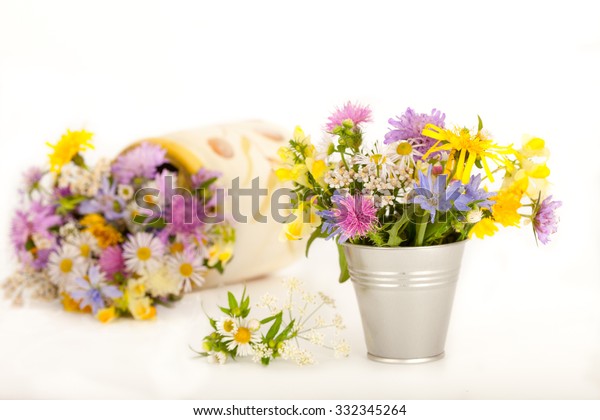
[384,108,446,155]
[191,168,222,190]
[453,174,496,212]
[410,169,461,222]
[11,201,61,251]
[325,102,373,132]
[112,142,167,184]
[98,246,126,279]
[68,265,122,314]
[79,177,125,221]
[533,196,561,245]
[159,195,206,244]
[318,194,378,243]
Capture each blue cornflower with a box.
[410,169,461,222]
[79,177,125,221]
[452,174,495,211]
[69,265,122,314]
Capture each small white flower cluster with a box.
[324,161,414,208]
[58,158,111,196]
[2,269,57,306]
[324,161,355,189]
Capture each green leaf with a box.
[275,319,295,342]
[477,115,483,132]
[265,312,283,341]
[227,292,238,311]
[367,230,385,246]
[305,227,325,257]
[387,215,408,247]
[25,237,36,251]
[219,306,231,316]
[260,313,281,324]
[336,242,350,283]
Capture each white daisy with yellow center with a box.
[123,232,164,274]
[386,139,424,170]
[216,316,238,336]
[354,141,399,180]
[167,249,206,293]
[225,319,260,357]
[47,244,86,287]
[66,230,99,260]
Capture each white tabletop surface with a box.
[0,0,599,400]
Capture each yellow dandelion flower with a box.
[469,218,498,239]
[61,292,91,313]
[47,129,94,172]
[422,124,514,183]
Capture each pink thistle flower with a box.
[533,195,561,245]
[99,245,126,279]
[319,194,378,243]
[325,102,372,132]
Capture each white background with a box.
[0,0,599,399]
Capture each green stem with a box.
[415,213,429,247]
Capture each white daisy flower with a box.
[117,184,135,201]
[353,141,399,181]
[386,140,424,169]
[122,232,164,274]
[225,319,259,357]
[167,249,206,293]
[47,244,86,287]
[65,230,99,260]
[216,316,238,336]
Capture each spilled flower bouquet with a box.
[278,103,561,281]
[3,130,235,322]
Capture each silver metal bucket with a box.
[343,241,467,364]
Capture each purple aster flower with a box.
[318,194,378,243]
[384,108,446,155]
[69,265,122,314]
[79,177,125,220]
[325,102,373,132]
[11,201,61,251]
[410,169,461,222]
[533,196,561,245]
[452,174,496,212]
[112,142,167,184]
[98,246,126,279]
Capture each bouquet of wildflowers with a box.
[277,103,561,281]
[194,279,349,366]
[3,129,235,321]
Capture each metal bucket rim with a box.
[342,239,468,252]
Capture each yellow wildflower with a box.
[208,243,234,267]
[422,125,514,183]
[81,214,123,248]
[85,223,123,248]
[491,178,527,227]
[96,307,117,323]
[61,292,91,313]
[47,129,94,172]
[129,297,156,321]
[507,135,551,199]
[469,218,499,239]
[279,200,321,241]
